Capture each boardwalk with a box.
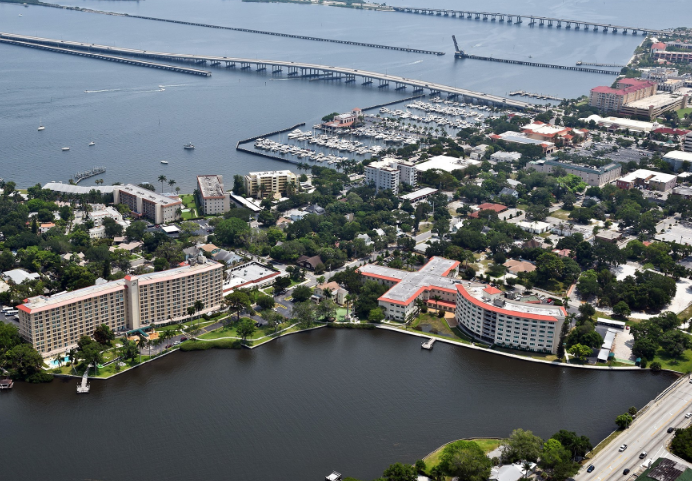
[392,6,666,35]
[0,33,532,109]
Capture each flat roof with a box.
[625,93,684,109]
[619,169,677,183]
[400,187,438,201]
[247,170,294,177]
[664,151,692,162]
[230,193,262,213]
[197,175,225,199]
[223,262,280,291]
[416,155,481,173]
[457,283,565,321]
[116,184,181,206]
[43,182,115,194]
[135,260,222,286]
[418,257,460,276]
[497,132,554,146]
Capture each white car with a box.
[686,413,692,419]
[619,444,628,452]
[173,341,181,346]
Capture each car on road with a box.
[686,413,692,419]
[173,341,180,346]
[166,344,172,349]
[689,378,692,383]
[624,469,630,475]
[619,444,628,452]
[639,452,647,459]
[587,465,595,473]
[668,427,676,433]
[180,337,188,341]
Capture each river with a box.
[2,0,691,190]
[0,329,676,480]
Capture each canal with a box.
[0,329,676,480]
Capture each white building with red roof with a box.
[456,283,566,353]
[521,121,574,143]
[589,78,657,113]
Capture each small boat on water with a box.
[38,122,44,131]
[88,141,95,146]
[160,160,169,164]
[183,142,195,150]
[62,147,70,151]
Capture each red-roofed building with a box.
[521,121,574,143]
[323,108,364,129]
[469,203,508,218]
[651,42,692,63]
[589,79,657,113]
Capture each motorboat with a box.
[88,141,95,146]
[160,160,169,164]
[183,142,195,150]
[62,147,70,151]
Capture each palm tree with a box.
[157,174,167,193]
[187,305,196,320]
[168,179,176,192]
[194,300,204,318]
[137,336,148,362]
[175,186,181,196]
[344,293,354,319]
[431,295,441,313]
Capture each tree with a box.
[77,336,104,375]
[4,343,44,379]
[671,426,692,462]
[615,413,633,429]
[550,430,592,460]
[102,217,123,238]
[379,463,417,481]
[137,336,148,362]
[236,318,257,342]
[215,217,250,246]
[274,276,291,293]
[119,339,138,363]
[225,291,251,322]
[292,285,312,303]
[93,324,115,346]
[439,440,492,481]
[628,406,638,416]
[316,298,337,321]
[256,295,275,311]
[612,301,631,318]
[568,343,592,361]
[157,174,167,193]
[187,306,196,319]
[125,221,147,241]
[500,429,543,464]
[368,307,385,323]
[262,310,285,332]
[292,301,317,328]
[659,330,692,358]
[194,300,205,317]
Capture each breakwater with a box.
[234,122,306,148]
[360,94,427,111]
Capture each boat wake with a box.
[85,88,122,93]
[406,60,423,65]
[85,86,166,94]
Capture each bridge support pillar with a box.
[362,77,373,85]
[395,82,406,90]
[378,79,389,88]
[240,62,250,70]
[225,61,235,68]
[288,66,298,76]
[272,66,282,73]
[256,63,266,71]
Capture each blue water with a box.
[48,356,69,368]
[0,0,690,191]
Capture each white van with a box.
[642,459,653,469]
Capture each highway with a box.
[576,376,692,481]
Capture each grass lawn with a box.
[410,312,457,338]
[651,347,692,373]
[551,209,571,221]
[677,108,692,119]
[678,304,692,322]
[423,438,503,475]
[198,319,292,341]
[493,346,559,362]
[180,194,199,219]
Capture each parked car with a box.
[619,444,628,452]
[173,341,180,346]
[624,469,630,475]
[180,337,188,342]
[587,465,595,473]
[639,452,647,459]
[166,344,172,349]
[686,413,692,418]
[668,427,676,433]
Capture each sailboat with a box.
[38,120,45,131]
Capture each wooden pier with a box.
[576,61,626,68]
[422,338,436,350]
[77,368,90,393]
[455,51,619,75]
[392,6,665,36]
[0,32,532,110]
[0,37,211,77]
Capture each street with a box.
[575,376,692,481]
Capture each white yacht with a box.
[183,142,195,150]
[160,160,169,164]
[88,141,95,146]
[62,147,70,151]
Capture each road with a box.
[576,376,692,481]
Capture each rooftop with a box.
[117,184,181,206]
[492,132,555,147]
[664,151,692,162]
[619,169,677,184]
[197,175,226,199]
[624,93,684,109]
[457,283,565,321]
[415,155,481,173]
[43,182,115,194]
[246,170,294,177]
[532,159,620,174]
[400,187,438,201]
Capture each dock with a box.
[73,166,106,184]
[508,91,565,101]
[0,378,13,390]
[0,32,532,110]
[422,338,436,350]
[0,37,212,77]
[392,6,665,36]
[77,367,90,393]
[576,61,626,68]
[455,51,619,75]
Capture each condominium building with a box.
[244,170,297,199]
[18,258,224,357]
[664,151,692,172]
[455,283,566,353]
[616,169,677,192]
[365,159,400,194]
[526,159,621,187]
[358,257,461,322]
[197,175,231,215]
[651,42,692,63]
[686,132,692,153]
[113,184,182,225]
[589,79,657,113]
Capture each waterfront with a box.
[0,329,677,480]
[3,0,691,191]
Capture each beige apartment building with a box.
[244,170,297,199]
[18,258,223,356]
[197,175,231,215]
[113,184,182,225]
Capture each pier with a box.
[72,167,106,184]
[235,123,306,148]
[392,6,665,36]
[455,51,618,75]
[77,368,90,393]
[577,61,626,68]
[0,33,532,109]
[37,3,444,56]
[422,338,436,350]
[508,91,565,101]
[0,37,211,77]
[360,94,426,112]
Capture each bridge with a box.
[37,3,444,56]
[392,6,666,36]
[0,33,533,109]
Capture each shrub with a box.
[180,339,242,351]
[437,310,445,318]
[640,358,648,368]
[326,322,375,330]
[650,361,662,371]
[26,372,54,383]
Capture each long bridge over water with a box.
[392,6,667,36]
[0,33,533,109]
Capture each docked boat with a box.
[88,141,95,146]
[160,160,169,164]
[62,147,70,151]
[183,142,195,150]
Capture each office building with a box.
[113,184,182,225]
[664,151,692,172]
[616,169,677,192]
[197,175,231,215]
[526,159,621,186]
[18,258,224,357]
[244,170,297,199]
[488,131,556,155]
[455,283,566,353]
